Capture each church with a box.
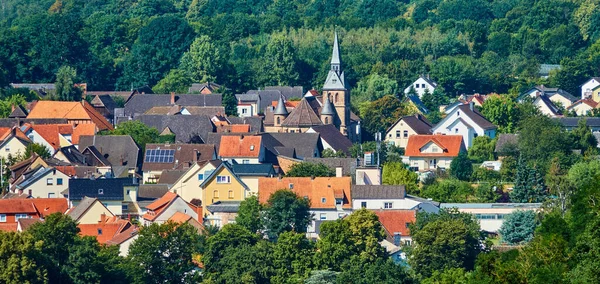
[263,32,361,143]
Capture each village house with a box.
[403,134,466,172]
[0,198,68,232]
[11,167,70,198]
[199,162,250,208]
[141,143,216,183]
[566,98,598,116]
[67,196,116,224]
[431,103,496,148]
[385,114,432,148]
[440,203,542,233]
[217,135,264,164]
[404,75,437,99]
[169,160,222,203]
[142,192,200,226]
[78,135,139,178]
[67,177,139,217]
[26,101,113,131]
[0,127,31,159]
[581,77,600,100]
[352,185,439,213]
[518,85,578,108]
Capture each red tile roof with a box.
[169,212,193,223]
[258,177,352,209]
[0,200,37,214]
[27,101,113,130]
[374,210,416,237]
[404,135,464,157]
[78,216,132,244]
[143,192,178,221]
[31,199,68,217]
[218,135,262,158]
[230,124,250,133]
[0,223,18,232]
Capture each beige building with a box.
[385,114,432,148]
[67,197,116,224]
[169,160,221,203]
[13,167,70,198]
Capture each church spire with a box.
[330,31,341,73]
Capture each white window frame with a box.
[384,202,393,209]
[320,213,327,220]
[0,214,6,222]
[46,178,53,185]
[15,214,28,220]
[216,176,231,184]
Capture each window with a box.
[216,176,230,183]
[455,128,458,133]
[289,183,294,189]
[432,146,438,152]
[28,190,32,196]
[97,229,103,235]
[48,193,55,198]
[46,178,53,185]
[334,94,338,103]
[321,197,326,204]
[422,84,426,88]
[15,214,28,220]
[332,79,337,84]
[213,190,219,199]
[403,130,408,138]
[242,160,250,164]
[228,190,234,199]
[0,214,5,222]
[56,178,63,185]
[250,145,255,151]
[395,130,400,138]
[384,202,393,209]
[457,111,460,116]
[197,174,204,181]
[335,199,342,205]
[324,117,329,124]
[393,233,401,246]
[415,84,419,89]
[361,201,367,208]
[126,189,130,195]
[122,204,128,211]
[242,109,248,114]
[338,213,345,219]
[405,240,412,246]
[276,117,281,124]
[98,189,104,195]
[5,147,9,152]
[320,213,327,220]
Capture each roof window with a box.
[98,189,104,195]
[250,145,255,151]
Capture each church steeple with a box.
[331,31,341,74]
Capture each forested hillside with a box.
[1,0,599,97]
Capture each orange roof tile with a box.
[143,192,178,221]
[258,177,352,209]
[0,223,18,232]
[0,127,12,141]
[54,166,76,176]
[78,218,131,244]
[230,124,250,133]
[374,210,416,237]
[106,225,138,245]
[218,135,262,158]
[168,212,193,223]
[72,123,97,144]
[0,200,37,214]
[27,101,113,131]
[31,124,69,150]
[31,198,68,217]
[404,135,464,157]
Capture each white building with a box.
[404,75,438,98]
[402,134,466,172]
[440,203,542,233]
[581,77,600,100]
[431,103,497,148]
[352,185,440,213]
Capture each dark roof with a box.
[264,86,304,100]
[227,117,263,133]
[68,178,135,201]
[188,82,222,93]
[91,95,117,115]
[259,133,322,162]
[309,124,353,154]
[495,134,519,153]
[553,117,600,128]
[0,118,69,128]
[138,184,169,199]
[304,157,357,176]
[206,201,241,213]
[231,163,276,176]
[405,94,429,114]
[537,95,562,115]
[82,146,111,166]
[15,167,59,190]
[419,75,438,87]
[77,135,139,171]
[243,87,304,112]
[8,105,28,118]
[352,185,406,199]
[134,115,215,143]
[520,85,578,103]
[141,143,216,172]
[56,146,87,165]
[281,97,323,127]
[387,114,432,135]
[157,170,187,184]
[124,94,222,117]
[454,104,497,130]
[274,96,289,115]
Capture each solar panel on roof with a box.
[144,149,175,163]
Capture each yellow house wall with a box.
[76,201,115,224]
[202,167,247,206]
[385,121,418,148]
[592,89,600,103]
[170,163,218,203]
[0,137,27,160]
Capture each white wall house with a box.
[351,185,439,212]
[385,115,432,148]
[13,167,70,198]
[404,75,437,99]
[581,77,600,100]
[567,99,598,116]
[431,103,497,148]
[237,104,254,118]
[402,134,466,172]
[440,203,542,233]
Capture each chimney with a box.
[193,149,198,162]
[336,167,343,177]
[99,213,106,223]
[170,92,175,105]
[11,105,14,112]
[469,101,474,111]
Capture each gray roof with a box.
[274,95,289,115]
[281,97,323,127]
[536,95,562,116]
[231,163,276,176]
[309,124,353,154]
[419,75,438,88]
[320,96,335,115]
[243,88,304,113]
[554,117,600,128]
[330,31,341,66]
[134,115,215,143]
[264,86,304,99]
[56,146,87,165]
[15,167,58,190]
[138,184,169,199]
[441,203,542,209]
[188,82,222,93]
[495,134,519,153]
[68,177,135,201]
[260,133,322,161]
[157,170,187,184]
[235,93,259,102]
[227,117,263,133]
[405,94,429,114]
[206,201,241,213]
[78,135,139,171]
[453,104,496,130]
[352,185,406,199]
[304,157,357,176]
[519,85,578,103]
[0,118,68,128]
[387,114,432,135]
[124,94,222,117]
[8,105,28,118]
[67,196,98,221]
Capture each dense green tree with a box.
[382,162,418,193]
[305,270,338,284]
[360,95,405,136]
[468,136,496,163]
[408,209,483,279]
[570,117,598,152]
[24,143,52,159]
[480,96,523,133]
[221,89,238,116]
[499,210,537,244]
[0,231,48,284]
[236,195,263,234]
[0,94,27,118]
[101,121,174,151]
[517,115,572,170]
[203,224,258,278]
[263,190,312,239]
[351,73,399,107]
[421,179,474,203]
[179,35,223,82]
[127,221,202,283]
[271,231,314,283]
[336,258,414,284]
[286,162,335,177]
[450,152,473,181]
[321,148,346,158]
[256,34,299,87]
[152,69,192,94]
[510,156,547,203]
[55,65,81,101]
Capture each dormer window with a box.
[332,79,337,84]
[321,197,326,203]
[97,229,102,235]
[289,183,294,189]
[250,145,255,151]
[98,189,104,195]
